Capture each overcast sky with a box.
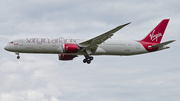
[0,0,180,101]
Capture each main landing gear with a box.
[83,55,94,64]
[15,52,20,59]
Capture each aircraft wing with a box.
[78,22,131,54]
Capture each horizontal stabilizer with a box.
[151,40,175,48]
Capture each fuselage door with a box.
[136,43,140,49]
[19,40,23,46]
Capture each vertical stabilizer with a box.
[141,19,170,43]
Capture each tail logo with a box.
[149,30,162,42]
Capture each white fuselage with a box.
[4,37,167,56]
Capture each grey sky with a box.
[0,0,180,101]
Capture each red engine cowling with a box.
[58,54,77,60]
[63,43,78,53]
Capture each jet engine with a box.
[63,43,79,53]
[58,54,77,60]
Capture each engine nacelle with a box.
[58,54,77,60]
[63,43,78,53]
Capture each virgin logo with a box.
[149,30,162,42]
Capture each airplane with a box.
[4,19,175,64]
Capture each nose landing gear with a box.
[15,52,20,59]
[17,56,20,59]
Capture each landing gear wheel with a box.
[87,60,91,64]
[83,55,94,64]
[15,53,20,59]
[83,59,87,63]
[17,56,20,59]
[90,57,94,60]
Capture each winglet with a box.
[126,22,131,25]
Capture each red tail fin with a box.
[141,19,170,43]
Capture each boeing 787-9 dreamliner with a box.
[4,19,175,64]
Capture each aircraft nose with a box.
[4,45,11,51]
[4,45,8,51]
